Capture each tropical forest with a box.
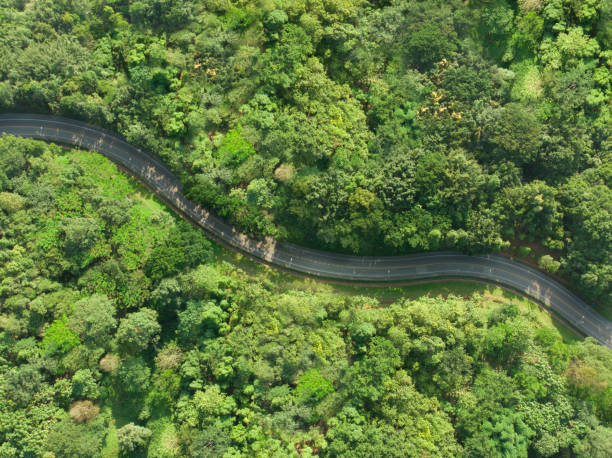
[0,0,611,457]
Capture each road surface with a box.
[1,114,610,348]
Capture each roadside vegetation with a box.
[0,137,610,457]
[0,0,611,316]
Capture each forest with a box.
[0,0,611,314]
[0,0,611,456]
[0,135,610,457]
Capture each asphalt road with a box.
[1,114,611,348]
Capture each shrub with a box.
[516,246,531,257]
[538,255,561,273]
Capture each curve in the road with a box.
[1,114,611,348]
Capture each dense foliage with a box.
[0,137,611,457]
[0,0,611,312]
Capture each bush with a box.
[538,255,561,273]
[295,369,334,404]
[516,246,531,257]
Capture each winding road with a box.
[1,114,611,348]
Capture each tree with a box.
[295,368,334,405]
[117,357,151,396]
[575,426,612,458]
[264,9,288,38]
[216,125,255,166]
[155,343,184,371]
[0,191,26,214]
[69,400,100,423]
[145,221,212,282]
[176,300,227,344]
[97,198,132,227]
[404,21,457,71]
[0,82,14,109]
[2,364,44,408]
[99,354,120,373]
[246,178,275,210]
[68,294,116,349]
[482,103,542,167]
[480,0,515,55]
[256,24,313,92]
[116,308,161,354]
[183,421,232,458]
[497,181,563,243]
[62,217,100,255]
[71,369,100,400]
[44,415,107,457]
[483,319,531,366]
[456,368,522,442]
[599,0,612,48]
[180,264,224,299]
[464,410,534,457]
[346,337,402,408]
[41,315,81,357]
[117,423,152,456]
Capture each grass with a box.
[66,148,163,209]
[100,409,119,458]
[66,149,133,199]
[147,416,181,457]
[511,60,543,102]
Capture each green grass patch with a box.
[66,149,133,199]
[112,205,171,271]
[511,60,543,101]
[101,410,119,458]
[147,416,181,457]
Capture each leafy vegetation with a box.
[0,0,611,314]
[1,1,612,456]
[0,137,610,457]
